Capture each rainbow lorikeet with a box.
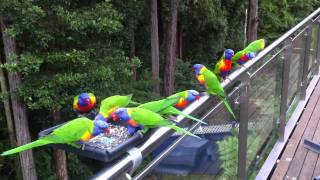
[1,118,109,156]
[193,64,236,119]
[232,39,265,66]
[167,90,201,110]
[73,93,96,115]
[138,96,207,124]
[113,107,200,139]
[94,94,138,122]
[213,49,234,79]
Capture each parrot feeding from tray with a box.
[167,90,201,110]
[94,94,139,123]
[213,49,234,80]
[193,64,236,119]
[138,95,207,125]
[113,107,200,139]
[73,93,96,116]
[1,118,109,156]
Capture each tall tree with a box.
[150,0,160,93]
[247,0,259,43]
[0,18,37,180]
[52,110,68,180]
[128,15,137,81]
[164,0,179,96]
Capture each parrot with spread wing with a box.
[94,94,138,122]
[113,107,200,139]
[193,64,236,119]
[138,96,207,124]
[167,90,201,110]
[1,118,109,156]
[73,93,96,116]
[213,49,234,79]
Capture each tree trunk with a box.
[176,20,182,59]
[150,0,160,93]
[52,110,68,180]
[0,18,37,180]
[128,16,137,81]
[163,0,179,96]
[0,53,21,179]
[247,0,259,43]
[0,54,16,147]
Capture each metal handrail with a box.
[92,7,320,180]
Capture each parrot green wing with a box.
[52,117,93,142]
[167,90,188,99]
[1,117,93,156]
[99,95,133,115]
[202,68,226,97]
[129,108,172,127]
[138,96,180,113]
[201,68,236,119]
[231,50,245,63]
[244,39,265,54]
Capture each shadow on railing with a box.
[92,8,320,180]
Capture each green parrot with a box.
[245,39,265,54]
[138,96,207,124]
[94,94,138,122]
[1,118,109,156]
[193,64,236,119]
[113,107,200,139]
[232,39,265,66]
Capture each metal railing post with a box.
[278,38,293,141]
[237,72,250,180]
[300,22,312,100]
[314,18,320,75]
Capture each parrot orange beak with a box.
[105,129,110,134]
[195,96,200,100]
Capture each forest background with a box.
[0,0,319,179]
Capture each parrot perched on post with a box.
[94,94,138,123]
[213,49,234,79]
[193,64,236,119]
[167,90,201,110]
[137,96,207,124]
[232,39,265,66]
[73,93,96,117]
[113,107,200,139]
[1,118,109,156]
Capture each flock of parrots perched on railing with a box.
[1,39,265,156]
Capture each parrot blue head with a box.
[192,64,204,75]
[93,120,109,136]
[78,93,90,106]
[225,49,234,60]
[246,52,255,60]
[186,90,200,102]
[114,108,130,121]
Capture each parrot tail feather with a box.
[129,100,141,105]
[170,109,207,125]
[1,139,51,156]
[221,98,236,120]
[168,124,201,139]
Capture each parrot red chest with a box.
[74,100,96,113]
[175,98,190,109]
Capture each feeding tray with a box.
[38,123,145,162]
